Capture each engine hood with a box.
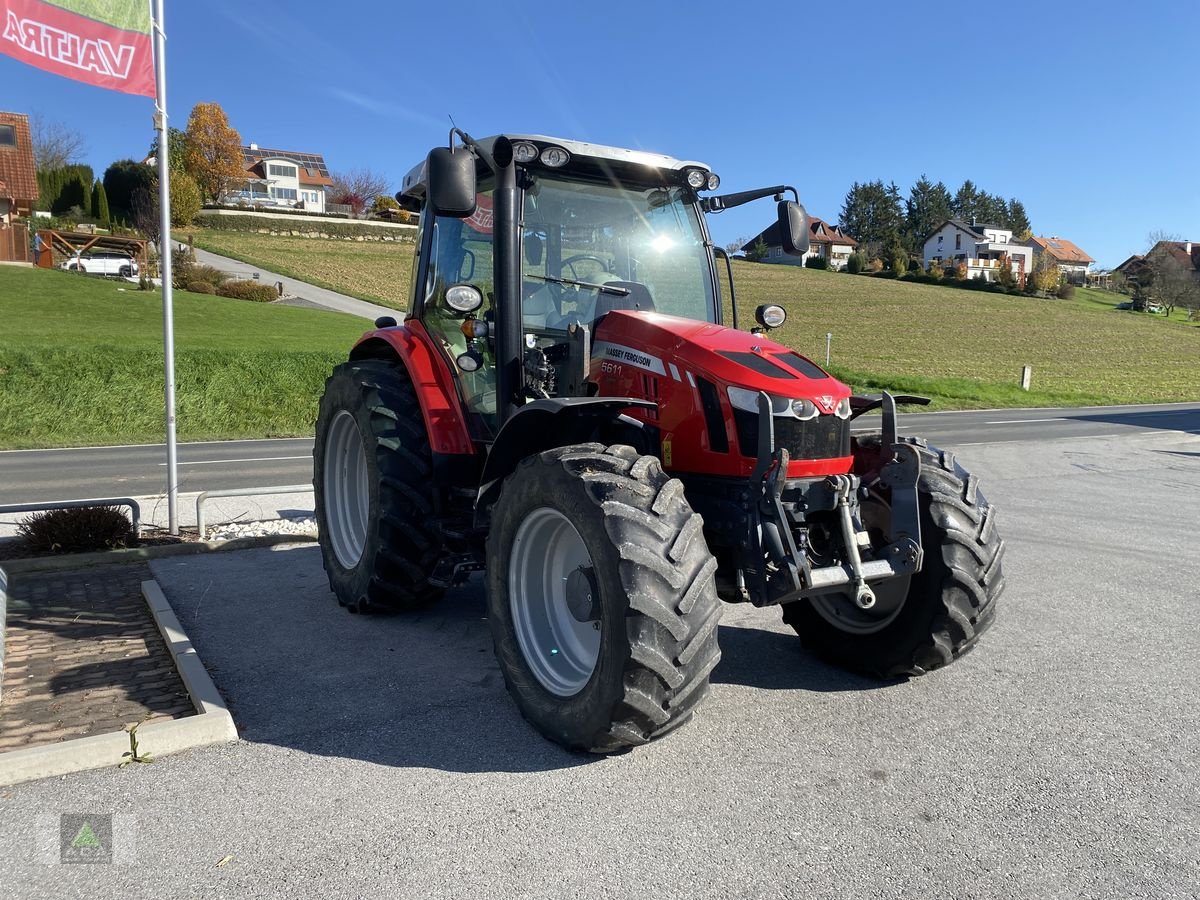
[592,310,850,410]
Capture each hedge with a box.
[194,213,417,243]
[216,279,280,302]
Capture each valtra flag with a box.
[1,0,154,97]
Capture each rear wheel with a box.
[314,359,445,613]
[486,444,722,752]
[119,266,132,278]
[783,438,1004,676]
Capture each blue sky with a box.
[4,0,1197,267]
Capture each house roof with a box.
[740,216,857,252]
[923,218,1014,246]
[242,145,333,186]
[1152,240,1200,273]
[0,111,38,203]
[1027,235,1094,264]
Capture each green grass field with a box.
[189,229,415,310]
[0,267,368,448]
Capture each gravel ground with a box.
[1,430,1198,898]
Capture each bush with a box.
[927,260,944,279]
[890,251,908,276]
[867,257,884,273]
[190,264,228,286]
[845,253,865,274]
[1056,283,1076,299]
[170,171,202,226]
[217,279,279,302]
[187,280,216,294]
[18,505,132,553]
[804,255,829,269]
[371,194,400,214]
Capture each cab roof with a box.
[400,133,712,202]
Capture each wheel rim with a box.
[508,507,601,697]
[323,410,370,568]
[809,494,911,635]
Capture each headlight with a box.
[512,141,539,164]
[834,397,852,420]
[685,168,707,189]
[790,398,819,421]
[727,387,826,421]
[539,146,570,167]
[445,284,483,312]
[706,172,720,191]
[754,304,787,329]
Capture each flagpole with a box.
[151,0,179,535]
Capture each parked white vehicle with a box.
[60,251,140,277]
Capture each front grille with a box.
[734,409,850,460]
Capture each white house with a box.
[923,218,1033,284]
[226,144,334,211]
[1024,235,1094,285]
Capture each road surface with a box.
[2,402,1197,504]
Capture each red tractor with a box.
[314,132,1004,752]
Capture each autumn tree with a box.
[183,102,244,202]
[1031,252,1061,296]
[1145,249,1200,317]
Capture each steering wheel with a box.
[562,254,610,281]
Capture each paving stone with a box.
[0,562,194,751]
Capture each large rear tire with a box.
[783,438,1004,676]
[486,444,722,752]
[314,359,445,613]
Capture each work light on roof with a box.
[706,173,720,191]
[539,146,570,167]
[685,168,707,189]
[512,141,539,164]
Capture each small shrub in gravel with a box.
[18,506,133,553]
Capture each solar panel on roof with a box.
[1049,240,1061,248]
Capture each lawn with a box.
[0,267,369,448]
[186,227,1197,407]
[188,228,415,310]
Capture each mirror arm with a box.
[702,185,798,213]
[450,127,498,174]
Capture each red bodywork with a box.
[354,312,853,479]
[590,312,853,479]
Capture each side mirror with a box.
[427,147,476,217]
[778,200,809,256]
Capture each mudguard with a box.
[349,322,476,456]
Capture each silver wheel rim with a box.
[809,494,910,635]
[323,410,370,568]
[508,507,601,697]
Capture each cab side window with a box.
[419,180,497,433]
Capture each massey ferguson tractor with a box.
[313,131,1004,753]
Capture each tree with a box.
[131,187,159,245]
[745,236,769,262]
[1007,199,1031,237]
[839,179,903,259]
[90,180,110,224]
[952,180,981,221]
[183,102,244,201]
[1145,249,1200,317]
[29,112,86,170]
[905,175,952,251]
[1031,253,1061,296]
[148,126,193,175]
[331,167,390,215]
[103,160,156,222]
[170,172,202,226]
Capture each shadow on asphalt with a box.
[1065,407,1199,434]
[154,545,890,775]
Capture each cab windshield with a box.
[520,175,716,331]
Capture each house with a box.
[227,143,333,211]
[1024,235,1094,285]
[1117,241,1200,286]
[0,111,38,223]
[922,218,1033,284]
[740,216,858,269]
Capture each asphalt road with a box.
[2,402,1198,504]
[2,427,1199,896]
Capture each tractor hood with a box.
[590,311,853,478]
[593,311,851,409]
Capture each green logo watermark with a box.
[60,814,112,864]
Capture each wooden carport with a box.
[35,229,150,271]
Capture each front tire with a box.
[314,359,445,613]
[783,438,1004,676]
[486,444,722,753]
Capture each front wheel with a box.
[783,438,1004,676]
[486,444,722,753]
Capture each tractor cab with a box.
[396,133,807,440]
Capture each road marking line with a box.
[982,417,1069,424]
[157,456,311,467]
[0,437,312,455]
